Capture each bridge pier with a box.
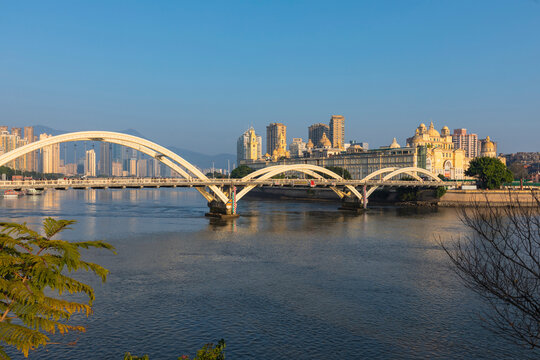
[338,197,366,213]
[205,200,239,219]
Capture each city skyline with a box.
[1,1,538,154]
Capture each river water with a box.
[1,189,536,359]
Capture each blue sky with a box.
[1,0,538,154]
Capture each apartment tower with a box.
[266,123,286,156]
[308,123,330,147]
[329,115,345,149]
[452,128,478,158]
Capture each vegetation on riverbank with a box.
[0,166,63,181]
[124,339,226,360]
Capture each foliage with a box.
[124,339,226,360]
[436,186,447,198]
[438,174,448,181]
[0,166,62,181]
[324,166,351,180]
[441,192,540,349]
[230,165,254,179]
[465,157,513,189]
[0,218,115,358]
[396,187,418,202]
[205,172,227,179]
[508,162,529,180]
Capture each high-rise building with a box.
[129,158,137,176]
[0,131,18,168]
[137,159,148,177]
[289,138,306,157]
[0,126,8,133]
[24,126,36,172]
[112,161,123,177]
[40,134,60,174]
[84,149,96,177]
[308,123,330,147]
[452,128,478,158]
[99,142,112,176]
[329,115,345,149]
[111,143,123,162]
[266,123,286,156]
[11,127,22,138]
[152,159,161,178]
[237,127,262,163]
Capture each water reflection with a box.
[0,189,535,360]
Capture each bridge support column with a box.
[205,200,239,219]
[338,197,366,213]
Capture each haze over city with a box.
[1,0,539,154]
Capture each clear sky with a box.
[1,0,538,154]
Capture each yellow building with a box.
[237,127,262,163]
[271,131,290,161]
[406,121,467,179]
[480,136,506,164]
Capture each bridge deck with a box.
[0,178,460,191]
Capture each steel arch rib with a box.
[236,164,363,201]
[360,167,399,181]
[0,131,229,203]
[365,167,442,198]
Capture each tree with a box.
[465,157,513,189]
[0,218,115,358]
[230,165,254,178]
[205,172,227,179]
[508,162,529,180]
[441,192,540,349]
[324,166,351,180]
[124,339,226,360]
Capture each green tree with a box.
[324,166,351,180]
[205,172,227,179]
[230,165,254,178]
[508,162,529,180]
[465,157,513,189]
[0,218,115,358]
[0,166,63,180]
[124,339,226,360]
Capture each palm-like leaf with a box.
[0,218,114,359]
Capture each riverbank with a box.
[439,189,539,207]
[244,187,539,207]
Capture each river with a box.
[1,188,535,359]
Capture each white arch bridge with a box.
[0,131,454,216]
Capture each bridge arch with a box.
[360,167,421,182]
[365,166,442,198]
[0,131,229,203]
[235,164,363,201]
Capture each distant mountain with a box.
[33,125,66,136]
[167,146,236,171]
[31,125,236,170]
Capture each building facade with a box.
[480,136,497,157]
[84,149,96,177]
[289,138,306,158]
[243,144,424,180]
[452,128,478,158]
[237,127,262,163]
[266,123,287,156]
[40,133,60,174]
[329,115,345,149]
[406,122,467,179]
[308,123,330,147]
[23,126,36,172]
[99,142,112,176]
